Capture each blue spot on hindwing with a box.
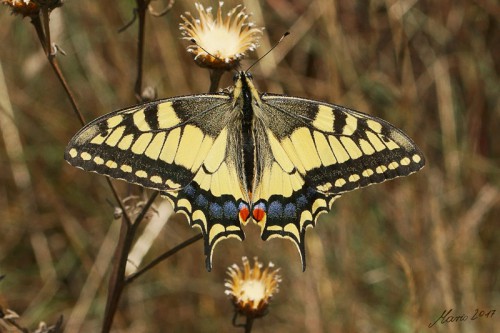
[209,202,223,219]
[195,194,208,209]
[223,201,238,219]
[306,186,316,197]
[296,194,308,209]
[182,184,196,198]
[268,201,283,219]
[284,203,297,219]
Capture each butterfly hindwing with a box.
[250,122,331,268]
[161,127,249,271]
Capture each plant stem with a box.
[30,15,86,126]
[101,217,132,333]
[209,69,224,93]
[100,2,149,329]
[41,7,52,55]
[244,315,254,333]
[48,58,86,126]
[134,0,148,101]
[126,233,203,284]
[106,178,132,226]
[101,192,158,333]
[31,15,47,54]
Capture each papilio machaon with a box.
[65,71,425,271]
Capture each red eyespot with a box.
[239,207,250,221]
[252,207,266,221]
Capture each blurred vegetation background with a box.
[0,0,499,332]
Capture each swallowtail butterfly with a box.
[65,72,425,271]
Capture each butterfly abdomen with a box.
[240,74,256,198]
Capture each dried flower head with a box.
[2,0,39,16]
[225,257,281,318]
[180,2,263,70]
[2,0,62,17]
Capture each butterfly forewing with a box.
[66,95,232,190]
[260,95,425,193]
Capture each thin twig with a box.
[40,7,82,126]
[101,191,159,333]
[134,0,148,101]
[133,189,159,226]
[30,13,85,126]
[118,8,138,33]
[106,178,132,227]
[148,0,175,17]
[119,0,175,32]
[126,233,203,284]
[3,319,29,333]
[47,59,86,126]
[101,216,131,333]
[52,315,65,333]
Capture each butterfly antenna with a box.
[190,38,218,60]
[245,31,290,73]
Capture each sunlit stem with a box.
[209,69,224,93]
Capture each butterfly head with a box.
[232,71,253,83]
[231,71,261,108]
